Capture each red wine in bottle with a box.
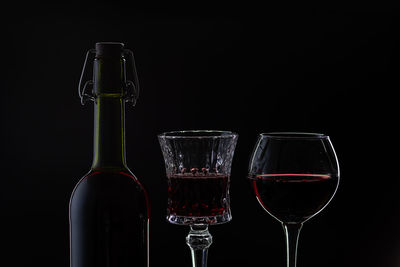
[249,174,338,223]
[69,42,149,267]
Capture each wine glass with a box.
[248,132,339,267]
[158,130,238,267]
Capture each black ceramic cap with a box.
[95,42,124,57]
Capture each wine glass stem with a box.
[186,224,213,267]
[283,223,303,267]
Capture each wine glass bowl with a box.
[248,132,339,267]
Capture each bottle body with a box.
[70,169,149,267]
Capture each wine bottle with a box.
[69,42,149,267]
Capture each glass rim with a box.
[259,132,329,139]
[158,130,238,139]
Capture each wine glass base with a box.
[167,212,232,225]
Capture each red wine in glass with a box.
[167,173,230,217]
[249,173,338,223]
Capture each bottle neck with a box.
[91,96,127,171]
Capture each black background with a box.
[1,3,399,267]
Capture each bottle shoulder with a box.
[71,168,148,198]
[69,168,150,220]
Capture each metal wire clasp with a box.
[78,49,96,105]
[122,49,140,106]
[78,48,140,106]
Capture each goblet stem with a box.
[283,223,303,267]
[186,224,213,267]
